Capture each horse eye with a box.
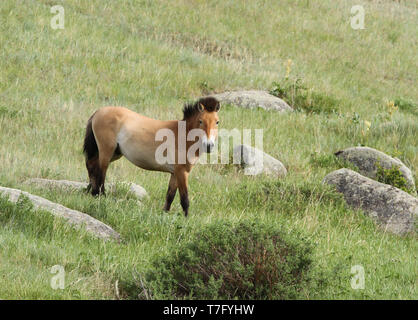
[216,121,219,125]
[199,120,203,125]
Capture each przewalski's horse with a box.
[83,97,220,216]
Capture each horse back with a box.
[91,106,178,173]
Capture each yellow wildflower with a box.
[285,59,292,78]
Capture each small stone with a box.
[233,144,287,177]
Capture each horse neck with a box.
[183,115,199,135]
[182,116,201,160]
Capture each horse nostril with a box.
[206,143,214,153]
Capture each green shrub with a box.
[145,220,313,299]
[375,162,414,194]
[270,78,340,114]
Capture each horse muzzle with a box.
[202,141,215,153]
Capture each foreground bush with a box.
[145,220,313,299]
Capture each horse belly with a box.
[117,129,174,173]
[129,151,174,173]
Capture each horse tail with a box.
[83,112,98,160]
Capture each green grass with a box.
[0,0,417,299]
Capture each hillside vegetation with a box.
[0,0,417,299]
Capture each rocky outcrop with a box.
[335,147,415,191]
[211,90,293,112]
[233,144,287,176]
[323,169,417,235]
[0,186,121,241]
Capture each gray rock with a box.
[323,168,417,235]
[335,146,415,191]
[233,144,287,176]
[128,183,148,200]
[0,186,121,241]
[211,90,293,112]
[25,178,148,200]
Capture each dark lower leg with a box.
[88,163,106,196]
[91,172,102,196]
[96,164,108,196]
[163,174,177,211]
[175,169,189,217]
[180,190,189,217]
[164,187,177,211]
[86,157,100,195]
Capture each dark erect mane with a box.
[182,96,220,120]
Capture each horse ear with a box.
[198,103,205,113]
[215,101,221,112]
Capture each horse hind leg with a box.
[86,156,100,195]
[93,144,123,194]
[110,144,123,162]
[84,141,111,196]
[84,117,102,195]
[92,135,121,196]
[85,111,121,196]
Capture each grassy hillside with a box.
[0,0,416,299]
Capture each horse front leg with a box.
[175,168,189,217]
[163,173,177,212]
